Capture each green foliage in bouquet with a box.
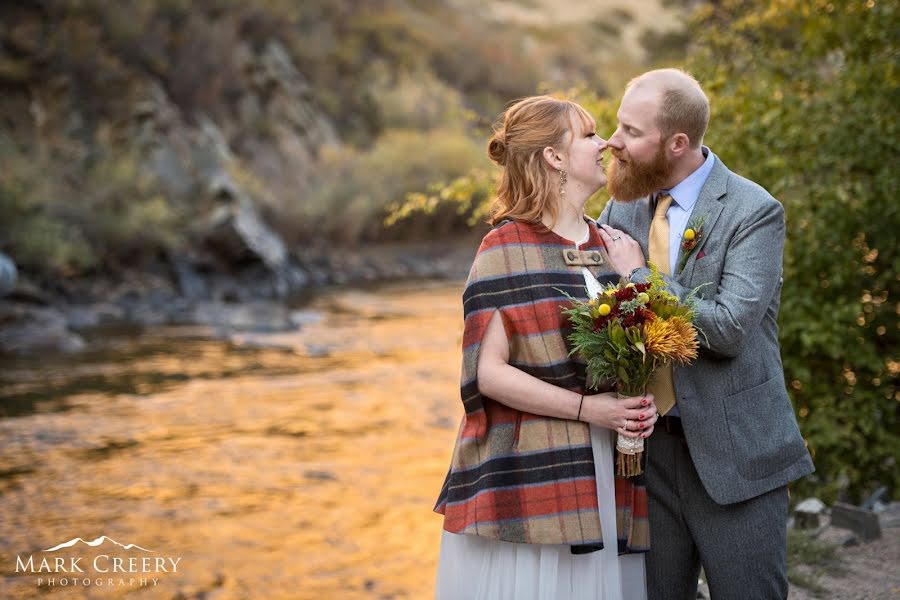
[562,264,700,397]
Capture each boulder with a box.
[0,302,84,354]
[63,302,125,330]
[831,501,881,542]
[0,253,17,298]
[794,497,827,529]
[181,300,295,333]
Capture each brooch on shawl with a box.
[562,249,604,266]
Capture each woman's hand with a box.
[581,392,658,438]
[477,309,660,438]
[598,224,646,277]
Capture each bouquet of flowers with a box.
[562,265,702,476]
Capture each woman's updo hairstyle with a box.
[487,95,595,227]
[487,134,508,166]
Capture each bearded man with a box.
[596,68,814,600]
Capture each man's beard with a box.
[606,142,674,201]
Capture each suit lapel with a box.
[676,158,729,283]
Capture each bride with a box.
[433,95,658,599]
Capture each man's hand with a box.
[598,224,646,276]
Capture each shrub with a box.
[686,0,898,503]
[0,139,181,277]
[291,127,488,244]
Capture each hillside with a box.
[0,0,689,353]
[0,0,687,282]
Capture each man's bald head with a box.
[625,68,710,149]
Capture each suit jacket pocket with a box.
[723,376,807,481]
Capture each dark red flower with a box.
[620,305,656,329]
[592,307,620,331]
[638,307,656,322]
[614,286,636,301]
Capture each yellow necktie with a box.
[648,194,677,415]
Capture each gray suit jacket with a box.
[598,155,814,505]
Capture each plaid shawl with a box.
[435,219,650,553]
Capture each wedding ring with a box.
[624,419,630,431]
[612,236,622,241]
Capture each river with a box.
[0,280,464,599]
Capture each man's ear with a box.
[542,146,563,170]
[669,133,691,157]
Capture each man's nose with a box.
[607,129,624,149]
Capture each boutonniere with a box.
[676,213,707,274]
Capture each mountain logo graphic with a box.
[44,536,155,553]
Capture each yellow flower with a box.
[625,282,636,289]
[637,292,650,304]
[644,316,699,362]
[684,228,696,241]
[598,304,611,316]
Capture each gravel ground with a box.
[693,518,900,600]
[787,523,900,600]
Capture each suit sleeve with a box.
[629,200,785,358]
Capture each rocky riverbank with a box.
[0,237,478,356]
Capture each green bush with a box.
[293,127,488,243]
[386,169,496,230]
[372,68,475,131]
[0,139,95,273]
[0,139,181,276]
[74,152,182,264]
[686,0,898,503]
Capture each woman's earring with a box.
[558,169,567,197]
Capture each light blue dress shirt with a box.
[654,147,715,416]
[655,146,716,271]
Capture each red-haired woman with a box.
[434,96,658,599]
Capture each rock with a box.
[169,254,210,301]
[0,302,85,354]
[816,524,859,547]
[258,40,338,148]
[861,486,888,511]
[197,172,290,283]
[63,302,125,330]
[227,333,295,352]
[282,263,310,295]
[305,344,331,358]
[6,276,51,305]
[0,253,17,298]
[182,301,295,333]
[149,138,194,197]
[878,501,900,529]
[831,502,881,542]
[795,497,827,529]
[304,470,337,481]
[115,286,186,327]
[290,309,324,328]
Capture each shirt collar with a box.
[656,146,716,211]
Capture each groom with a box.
[597,68,814,599]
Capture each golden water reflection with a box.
[0,280,464,599]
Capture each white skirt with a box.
[434,426,647,600]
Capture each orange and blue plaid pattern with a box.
[434,219,649,553]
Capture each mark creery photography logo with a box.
[15,535,183,589]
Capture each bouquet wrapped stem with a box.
[616,386,647,477]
